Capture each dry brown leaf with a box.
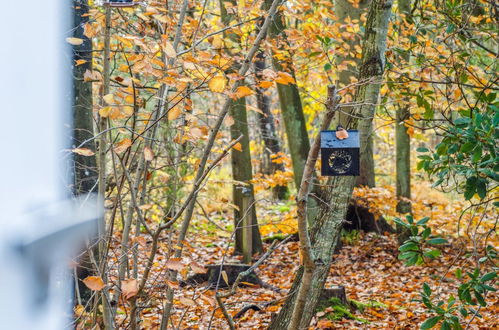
[166,280,180,290]
[121,278,138,300]
[190,127,203,138]
[143,146,154,161]
[165,258,185,272]
[72,148,95,157]
[178,297,196,307]
[82,276,105,291]
[164,41,177,58]
[190,261,207,274]
[114,138,132,154]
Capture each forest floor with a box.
[99,183,498,329]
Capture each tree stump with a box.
[344,202,395,234]
[318,285,348,307]
[184,264,262,288]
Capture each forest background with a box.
[69,0,498,329]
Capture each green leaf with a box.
[461,142,475,153]
[475,291,486,307]
[427,238,448,245]
[417,147,430,153]
[417,217,431,225]
[424,249,441,259]
[476,179,487,199]
[423,283,432,296]
[400,241,419,252]
[440,320,451,330]
[421,316,443,329]
[480,271,496,282]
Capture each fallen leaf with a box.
[165,258,185,272]
[122,278,138,300]
[190,261,207,274]
[72,148,95,156]
[166,280,180,290]
[178,297,196,306]
[82,276,105,291]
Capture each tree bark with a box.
[254,51,288,199]
[72,0,98,307]
[219,0,263,258]
[263,0,310,190]
[269,1,393,328]
[395,0,412,214]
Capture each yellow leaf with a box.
[143,146,154,161]
[66,37,84,45]
[221,270,229,286]
[233,142,242,152]
[113,138,132,154]
[208,75,227,93]
[125,95,134,104]
[122,106,134,117]
[232,86,254,99]
[121,279,138,300]
[99,106,112,118]
[82,276,105,291]
[168,107,182,120]
[164,40,177,58]
[103,93,114,105]
[72,148,95,156]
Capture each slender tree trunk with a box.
[269,1,393,328]
[396,0,412,214]
[254,51,288,199]
[72,0,98,307]
[263,0,310,190]
[219,0,263,258]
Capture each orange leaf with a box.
[72,148,95,156]
[82,276,105,291]
[221,270,229,286]
[114,138,132,154]
[232,86,254,99]
[121,278,138,300]
[232,142,242,152]
[166,280,180,290]
[163,40,177,58]
[258,81,273,88]
[275,71,295,85]
[168,107,182,120]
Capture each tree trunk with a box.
[220,0,263,258]
[269,1,393,328]
[72,0,98,307]
[263,0,310,190]
[254,51,288,199]
[395,0,412,214]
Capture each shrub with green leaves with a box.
[395,215,448,266]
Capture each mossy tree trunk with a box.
[220,0,263,259]
[395,0,412,214]
[269,1,393,328]
[263,0,310,190]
